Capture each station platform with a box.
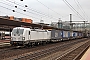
[80,47,90,60]
[0,40,10,47]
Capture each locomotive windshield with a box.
[12,29,24,35]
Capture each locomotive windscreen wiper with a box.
[16,28,19,34]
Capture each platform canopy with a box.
[0,18,56,31]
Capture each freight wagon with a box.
[51,29,62,42]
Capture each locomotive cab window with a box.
[12,29,24,35]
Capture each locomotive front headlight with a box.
[22,37,25,40]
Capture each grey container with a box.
[51,29,62,40]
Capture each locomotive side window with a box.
[29,31,30,35]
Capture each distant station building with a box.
[51,21,90,32]
[51,21,70,30]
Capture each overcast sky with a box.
[0,0,90,23]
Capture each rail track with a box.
[55,39,90,60]
[0,39,72,60]
[0,38,89,60]
[39,38,90,60]
[5,38,89,60]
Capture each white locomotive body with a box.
[10,27,51,46]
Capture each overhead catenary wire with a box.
[0,0,58,23]
[74,0,86,19]
[1,0,87,23]
[0,1,43,17]
[62,0,78,18]
[62,0,85,20]
[5,0,58,20]
[0,4,42,20]
[36,0,63,18]
[0,1,40,20]
[5,0,49,16]
[74,0,89,21]
[73,14,85,20]
[0,2,32,14]
[2,0,75,22]
[63,0,85,20]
